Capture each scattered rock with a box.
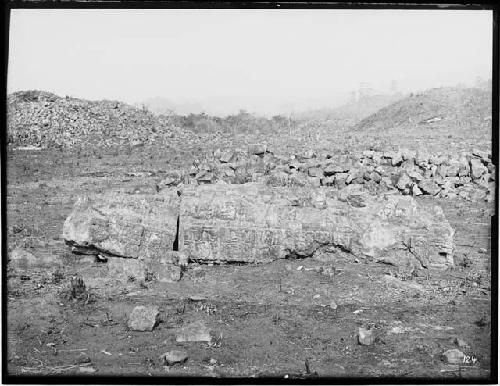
[442,348,465,364]
[127,305,160,332]
[412,184,422,196]
[470,158,487,179]
[161,350,188,366]
[396,173,412,190]
[418,179,441,196]
[358,327,375,346]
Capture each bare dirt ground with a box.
[5,146,494,380]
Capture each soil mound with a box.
[353,87,491,135]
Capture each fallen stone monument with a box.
[179,184,454,269]
[63,183,455,273]
[62,190,182,282]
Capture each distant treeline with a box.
[161,110,295,135]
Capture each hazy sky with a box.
[8,9,492,115]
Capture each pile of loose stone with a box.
[174,145,494,202]
[7,90,195,149]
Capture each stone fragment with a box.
[401,148,416,161]
[127,305,160,331]
[346,169,362,184]
[412,184,422,196]
[63,191,180,260]
[418,179,441,196]
[396,173,413,190]
[175,321,212,342]
[323,162,352,176]
[416,150,430,166]
[358,327,375,346]
[400,159,417,173]
[369,172,382,183]
[408,171,423,181]
[442,349,465,364]
[179,183,454,269]
[391,152,403,166]
[161,350,188,366]
[445,161,461,177]
[436,165,448,179]
[470,158,487,179]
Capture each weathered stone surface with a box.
[358,327,375,346]
[470,158,487,179]
[179,183,454,269]
[127,305,160,331]
[63,191,180,259]
[396,173,412,190]
[418,179,441,196]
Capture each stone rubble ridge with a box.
[7,90,196,149]
[163,145,495,203]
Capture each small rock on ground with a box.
[127,305,160,331]
[358,327,375,346]
[161,350,188,366]
[442,348,465,364]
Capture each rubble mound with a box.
[170,145,494,203]
[7,90,195,149]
